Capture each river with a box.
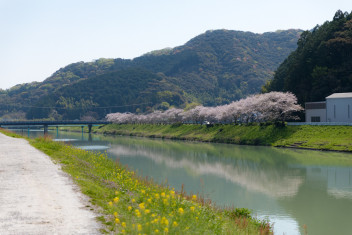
[14,129,352,235]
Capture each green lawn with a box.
[272,125,352,151]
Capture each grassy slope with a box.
[95,124,352,152]
[273,125,352,151]
[0,128,270,234]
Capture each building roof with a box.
[305,102,326,109]
[326,92,352,99]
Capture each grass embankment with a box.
[0,128,270,234]
[95,124,352,152]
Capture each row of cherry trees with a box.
[106,92,303,124]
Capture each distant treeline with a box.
[264,10,352,104]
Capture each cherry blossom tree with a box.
[106,92,303,125]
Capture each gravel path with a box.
[0,133,102,235]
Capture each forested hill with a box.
[264,10,352,104]
[134,29,301,105]
[0,29,302,120]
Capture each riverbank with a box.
[94,124,352,152]
[0,130,102,234]
[0,128,271,234]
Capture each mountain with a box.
[263,10,352,104]
[0,29,302,120]
[134,29,302,105]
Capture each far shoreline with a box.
[89,123,352,153]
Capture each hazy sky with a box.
[0,0,351,89]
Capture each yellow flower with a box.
[121,230,126,234]
[151,213,156,217]
[144,209,151,214]
[113,212,118,217]
[108,201,113,206]
[115,218,120,224]
[128,206,132,211]
[163,199,168,205]
[154,193,160,199]
[139,203,145,210]
[121,222,126,228]
[161,192,166,198]
[164,227,169,233]
[196,217,198,220]
[190,206,195,212]
[173,221,178,227]
[155,229,159,233]
[115,191,119,195]
[170,190,175,196]
[147,198,152,203]
[141,189,146,194]
[192,195,197,200]
[113,197,119,203]
[161,217,169,226]
[132,198,136,203]
[178,208,184,214]
[137,224,142,231]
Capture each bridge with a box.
[0,120,111,134]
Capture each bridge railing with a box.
[0,120,111,126]
[0,120,111,134]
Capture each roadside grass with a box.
[25,135,271,234]
[95,124,352,152]
[0,128,24,138]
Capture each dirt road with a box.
[0,133,102,234]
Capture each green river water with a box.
[14,129,352,235]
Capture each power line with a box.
[2,102,153,110]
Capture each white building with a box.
[305,93,352,123]
[305,101,327,122]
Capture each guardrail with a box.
[287,122,352,126]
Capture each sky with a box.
[0,0,351,90]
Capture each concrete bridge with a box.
[0,120,110,134]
